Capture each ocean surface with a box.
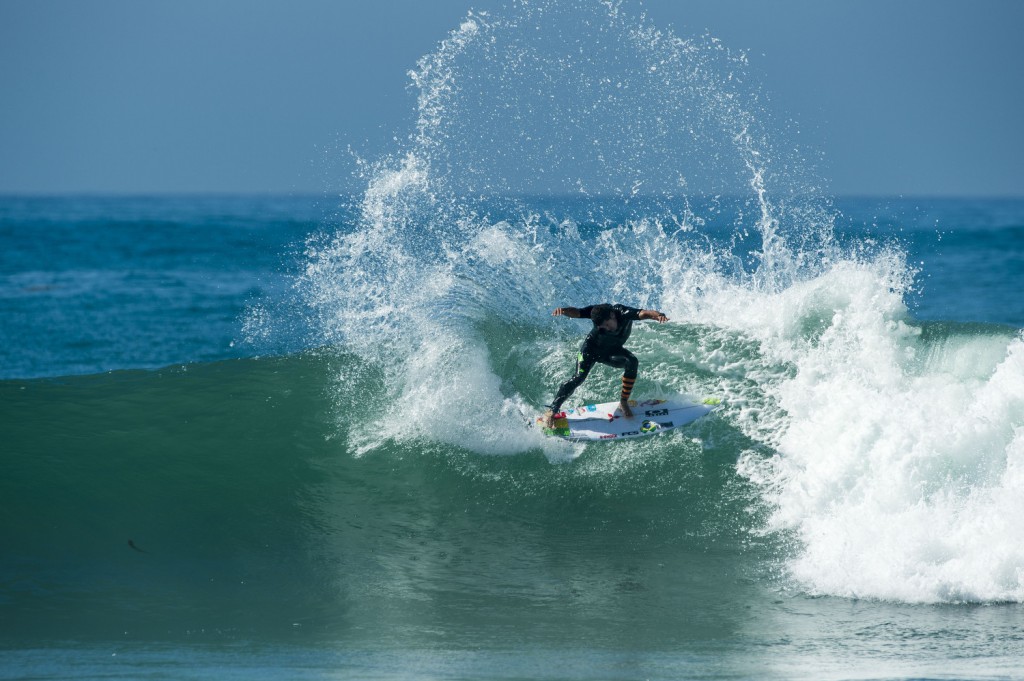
[3,2,1024,680]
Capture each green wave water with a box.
[4,318,1024,680]
[2,347,767,645]
[4,0,1024,677]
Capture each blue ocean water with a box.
[2,194,1021,381]
[3,1,1024,679]
[0,194,1020,381]
[0,195,331,378]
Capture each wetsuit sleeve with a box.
[613,304,643,321]
[577,305,595,320]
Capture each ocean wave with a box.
[0,350,759,639]
[280,0,1024,606]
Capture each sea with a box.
[3,3,1024,680]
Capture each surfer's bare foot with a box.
[543,410,556,428]
[619,400,634,418]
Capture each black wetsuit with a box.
[548,304,642,413]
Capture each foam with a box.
[301,1,823,459]
[298,0,1024,603]
[729,255,1024,603]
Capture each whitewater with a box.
[291,0,1024,606]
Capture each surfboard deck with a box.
[534,397,720,442]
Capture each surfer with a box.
[543,303,668,428]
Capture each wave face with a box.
[0,355,757,643]
[3,4,1024,652]
[280,0,1024,605]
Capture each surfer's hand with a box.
[641,309,669,323]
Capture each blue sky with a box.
[1,0,1022,196]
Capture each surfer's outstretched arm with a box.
[552,307,584,318]
[638,309,669,323]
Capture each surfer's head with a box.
[590,304,619,332]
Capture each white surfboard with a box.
[535,397,720,442]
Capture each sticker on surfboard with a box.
[534,397,720,442]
